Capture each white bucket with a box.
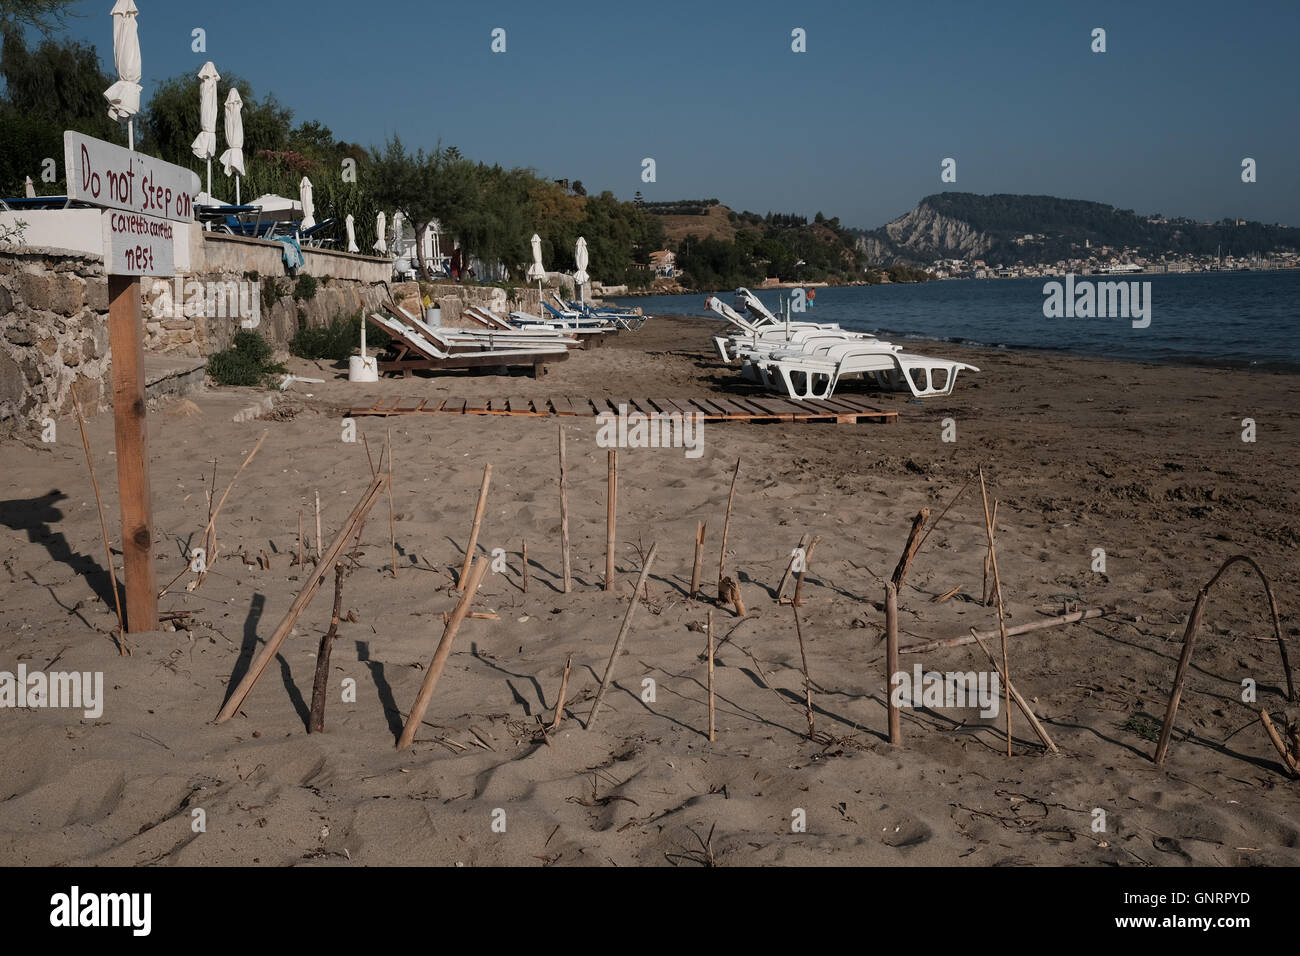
[348,355,379,382]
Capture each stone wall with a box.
[140,272,388,356]
[0,247,111,432]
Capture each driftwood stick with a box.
[792,535,822,607]
[558,427,571,594]
[297,511,304,567]
[717,458,741,583]
[1154,553,1295,765]
[777,533,811,603]
[386,427,397,578]
[70,390,126,651]
[690,521,706,599]
[215,472,389,723]
[605,450,617,591]
[978,470,1013,757]
[458,464,492,587]
[397,556,490,749]
[886,582,901,744]
[308,563,346,733]
[198,429,268,564]
[792,603,815,739]
[706,609,716,742]
[891,508,931,591]
[522,539,529,594]
[900,606,1113,655]
[967,627,1059,752]
[1259,709,1299,777]
[551,653,572,731]
[588,543,658,729]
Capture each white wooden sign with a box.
[64,131,200,224]
[101,209,176,277]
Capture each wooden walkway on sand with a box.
[348,395,898,424]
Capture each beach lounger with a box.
[757,343,979,400]
[366,312,568,378]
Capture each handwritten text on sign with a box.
[64,131,200,224]
[102,210,176,277]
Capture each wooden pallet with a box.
[348,394,897,424]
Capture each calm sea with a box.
[613,271,1300,370]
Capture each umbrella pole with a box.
[128,120,134,151]
[236,176,241,206]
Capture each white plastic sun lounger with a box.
[757,342,979,400]
[387,301,579,350]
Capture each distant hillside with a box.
[652,203,738,245]
[854,192,1300,265]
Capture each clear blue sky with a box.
[51,0,1300,228]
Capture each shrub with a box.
[293,274,318,301]
[207,331,286,387]
[289,312,389,362]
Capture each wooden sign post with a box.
[64,132,200,634]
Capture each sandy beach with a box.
[2,314,1298,867]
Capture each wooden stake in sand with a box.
[522,539,529,594]
[1154,554,1295,766]
[706,609,716,742]
[885,582,901,744]
[297,511,304,568]
[791,535,822,608]
[690,521,707,599]
[105,275,158,633]
[885,509,929,745]
[458,464,492,588]
[397,556,491,750]
[588,543,658,729]
[315,490,322,562]
[605,449,618,591]
[558,427,572,594]
[967,627,1058,753]
[982,500,998,606]
[551,654,572,732]
[70,390,126,652]
[717,458,740,584]
[215,472,389,723]
[792,604,815,739]
[777,533,811,605]
[308,563,346,733]
[978,470,1014,757]
[386,428,397,578]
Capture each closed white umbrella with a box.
[220,88,245,203]
[526,233,547,310]
[191,61,220,199]
[299,177,315,231]
[104,0,142,148]
[392,211,404,249]
[345,214,359,253]
[24,176,35,198]
[574,236,590,304]
[373,212,387,254]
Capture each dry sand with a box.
[2,314,1298,866]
